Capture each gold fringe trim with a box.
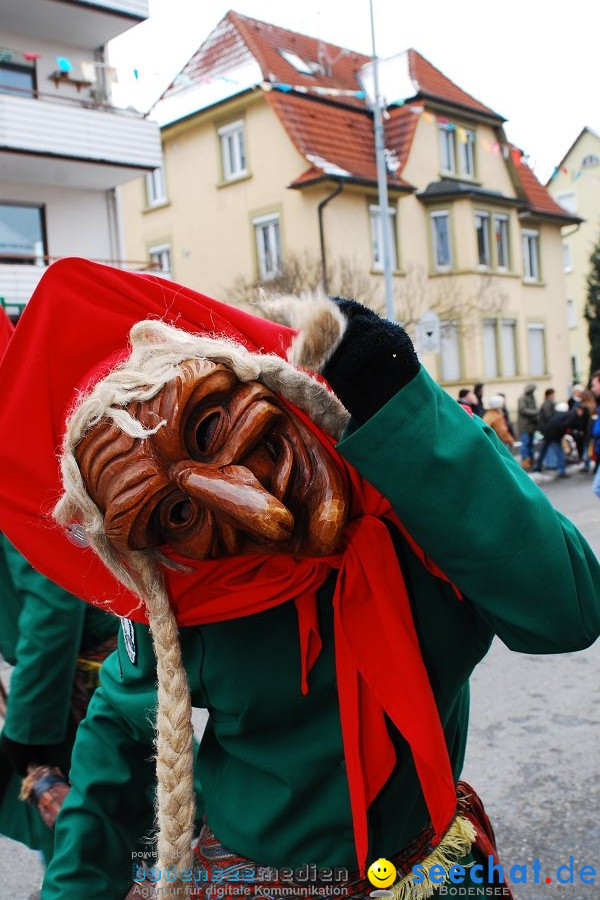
[390,815,477,900]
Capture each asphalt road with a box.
[1,468,599,899]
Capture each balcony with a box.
[0,90,162,190]
[1,0,148,49]
[0,256,158,312]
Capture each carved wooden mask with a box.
[75,359,348,559]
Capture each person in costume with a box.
[0,259,598,900]
[0,305,118,863]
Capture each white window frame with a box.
[369,204,397,271]
[482,319,499,378]
[527,323,547,376]
[522,229,540,282]
[145,166,167,207]
[563,242,572,272]
[148,242,172,278]
[439,124,456,174]
[475,211,491,268]
[459,129,476,178]
[431,211,452,271]
[253,213,282,281]
[279,49,320,75]
[494,214,509,271]
[218,119,247,181]
[500,319,518,377]
[440,320,461,381]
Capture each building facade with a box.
[0,0,162,319]
[120,11,576,411]
[547,127,600,384]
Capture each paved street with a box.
[1,468,599,899]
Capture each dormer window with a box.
[279,49,321,76]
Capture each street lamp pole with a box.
[369,0,395,322]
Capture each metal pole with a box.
[369,0,395,321]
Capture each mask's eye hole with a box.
[195,412,220,452]
[168,499,193,526]
[156,493,197,534]
[185,409,225,458]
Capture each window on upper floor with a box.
[254,214,282,281]
[0,202,46,264]
[522,229,540,282]
[494,215,510,270]
[438,123,476,178]
[582,154,600,169]
[439,124,456,174]
[430,211,452,271]
[440,321,461,381]
[0,60,36,98]
[527,323,547,376]
[567,298,576,329]
[556,191,577,214]
[475,211,491,267]
[459,128,476,178]
[148,243,172,278]
[563,242,572,272]
[145,166,167,207]
[218,120,247,182]
[369,204,398,271]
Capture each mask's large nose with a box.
[170,462,294,544]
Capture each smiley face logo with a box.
[367,858,397,890]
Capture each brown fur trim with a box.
[256,290,347,372]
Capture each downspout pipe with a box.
[318,181,344,293]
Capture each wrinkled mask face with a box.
[75,359,348,560]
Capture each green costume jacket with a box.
[0,534,118,859]
[42,370,600,898]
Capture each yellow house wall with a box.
[548,129,600,383]
[120,91,572,415]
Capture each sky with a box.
[108,0,600,184]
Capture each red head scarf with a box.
[0,258,456,872]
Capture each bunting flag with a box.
[55,56,73,74]
[0,47,13,63]
[23,51,41,62]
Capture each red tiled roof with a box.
[266,90,416,189]
[510,148,579,220]
[229,11,370,110]
[161,11,501,121]
[407,51,501,119]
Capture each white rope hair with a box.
[53,319,350,890]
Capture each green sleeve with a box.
[1,536,86,745]
[337,367,600,653]
[42,622,206,900]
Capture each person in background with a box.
[0,536,119,864]
[517,383,538,470]
[483,395,515,449]
[457,388,478,413]
[497,392,515,439]
[471,383,485,417]
[533,388,556,473]
[541,401,590,478]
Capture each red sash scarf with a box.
[165,409,457,874]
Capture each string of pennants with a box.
[0,46,134,84]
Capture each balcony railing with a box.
[0,86,162,175]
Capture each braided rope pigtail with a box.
[128,553,195,895]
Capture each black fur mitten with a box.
[321,298,420,425]
[257,292,420,425]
